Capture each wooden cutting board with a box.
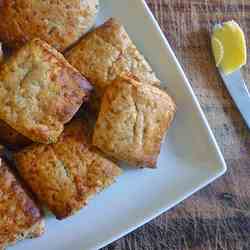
[102,1,250,249]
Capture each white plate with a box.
[11,1,227,249]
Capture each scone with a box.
[0,158,44,250]
[0,38,92,144]
[93,75,176,168]
[0,0,99,52]
[0,48,29,149]
[66,18,160,96]
[15,119,122,220]
[0,120,31,149]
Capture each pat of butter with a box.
[211,20,247,75]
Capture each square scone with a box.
[66,18,160,96]
[15,120,122,220]
[0,158,44,250]
[0,38,92,144]
[93,75,176,168]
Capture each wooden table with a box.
[102,1,250,249]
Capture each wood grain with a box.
[102,1,250,249]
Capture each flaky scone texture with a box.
[93,75,176,168]
[0,159,44,250]
[66,18,160,96]
[15,119,121,220]
[0,0,99,51]
[0,38,92,144]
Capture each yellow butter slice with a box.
[211,37,224,67]
[212,20,247,75]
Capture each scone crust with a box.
[93,75,176,168]
[66,18,160,95]
[15,120,121,220]
[0,120,31,149]
[0,159,44,249]
[0,38,92,144]
[0,0,99,52]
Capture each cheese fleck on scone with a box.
[93,75,176,168]
[0,0,99,52]
[66,18,160,96]
[0,159,44,250]
[15,120,122,220]
[0,39,92,144]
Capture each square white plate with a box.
[11,0,227,249]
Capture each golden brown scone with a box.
[93,75,176,168]
[0,159,44,250]
[66,18,160,96]
[0,38,92,144]
[15,119,122,220]
[0,0,99,52]
[0,120,31,149]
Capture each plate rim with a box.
[11,0,227,249]
[93,0,227,249]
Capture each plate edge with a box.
[93,0,227,249]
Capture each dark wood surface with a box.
[102,1,250,249]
